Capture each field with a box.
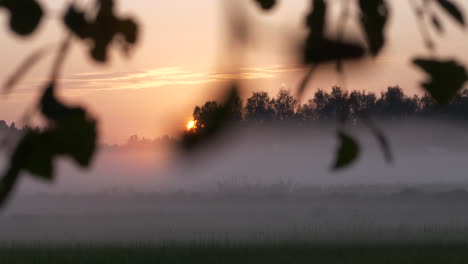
[2,243,468,263]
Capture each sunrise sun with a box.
[186,120,196,131]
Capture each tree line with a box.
[188,86,468,133]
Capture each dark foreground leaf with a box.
[254,0,276,11]
[304,37,366,64]
[64,0,139,62]
[436,0,465,26]
[413,58,468,105]
[40,83,98,166]
[0,82,97,207]
[0,0,44,36]
[358,0,390,56]
[332,131,360,170]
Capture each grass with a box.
[2,243,468,264]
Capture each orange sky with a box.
[1,0,467,143]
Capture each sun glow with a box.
[186,120,196,131]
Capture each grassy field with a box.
[2,244,468,264]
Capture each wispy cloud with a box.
[58,65,305,92]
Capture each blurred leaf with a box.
[305,0,326,37]
[304,37,366,64]
[0,81,98,207]
[358,0,390,56]
[413,58,468,104]
[63,0,139,62]
[13,130,55,180]
[254,0,276,10]
[435,0,465,26]
[182,84,241,152]
[303,0,364,64]
[332,131,360,170]
[431,14,444,33]
[3,46,50,94]
[0,0,43,36]
[40,83,98,166]
[64,5,89,39]
[0,168,20,208]
[0,129,54,207]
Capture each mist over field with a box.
[1,119,468,244]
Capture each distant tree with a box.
[312,89,331,120]
[348,90,377,119]
[273,89,297,121]
[376,86,418,117]
[193,101,222,133]
[227,92,244,122]
[0,121,7,131]
[296,100,316,122]
[245,91,275,124]
[314,87,349,121]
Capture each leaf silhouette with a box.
[254,0,276,10]
[40,83,98,166]
[413,58,468,104]
[358,0,390,56]
[435,0,465,26]
[305,0,326,37]
[332,131,360,170]
[0,81,98,207]
[64,0,139,62]
[0,0,43,36]
[304,37,366,64]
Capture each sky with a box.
[0,0,467,144]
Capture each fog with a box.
[1,120,468,244]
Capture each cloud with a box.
[56,65,305,93]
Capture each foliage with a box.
[1,0,468,206]
[0,0,139,207]
[187,86,468,167]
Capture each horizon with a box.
[2,0,468,144]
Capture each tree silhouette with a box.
[1,0,468,206]
[273,90,297,121]
[245,91,275,124]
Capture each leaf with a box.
[11,130,55,180]
[0,129,54,209]
[0,168,20,208]
[302,0,363,64]
[304,37,366,64]
[3,47,51,94]
[358,0,390,56]
[63,0,139,62]
[0,0,44,36]
[413,58,468,104]
[332,131,360,170]
[254,0,276,10]
[305,0,326,37]
[0,81,98,208]
[64,5,89,39]
[435,0,465,26]
[40,83,98,166]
